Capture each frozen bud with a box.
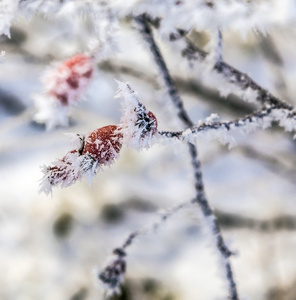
[40,126,122,195]
[115,80,158,150]
[33,53,94,130]
[99,248,127,296]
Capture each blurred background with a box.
[1,7,296,300]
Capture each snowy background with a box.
[1,2,296,300]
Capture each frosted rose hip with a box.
[83,125,122,165]
[40,126,123,195]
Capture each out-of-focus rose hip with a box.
[46,53,94,105]
[33,53,94,130]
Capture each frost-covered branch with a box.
[159,106,296,146]
[138,15,293,112]
[176,30,294,111]
[139,15,296,139]
[99,200,193,296]
[135,15,194,128]
[135,14,239,300]
[207,28,223,64]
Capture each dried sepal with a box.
[40,125,122,195]
[116,80,158,150]
[98,248,127,297]
[33,53,94,130]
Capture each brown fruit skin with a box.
[82,125,122,165]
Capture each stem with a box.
[135,14,239,300]
[180,35,293,111]
[158,106,279,139]
[134,16,194,128]
[121,201,192,251]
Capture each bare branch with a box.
[135,14,239,300]
[99,200,193,295]
[159,106,287,142]
[180,33,294,111]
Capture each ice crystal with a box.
[116,81,158,150]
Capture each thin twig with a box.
[98,60,254,116]
[135,14,239,300]
[179,32,293,111]
[121,201,192,251]
[98,201,193,294]
[210,28,223,63]
[158,106,278,139]
[145,14,294,112]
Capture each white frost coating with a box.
[0,0,18,38]
[64,133,85,150]
[33,94,70,131]
[182,125,237,148]
[17,0,296,41]
[116,80,158,151]
[196,62,259,103]
[205,127,237,148]
[274,109,296,132]
[15,0,296,39]
[133,0,296,38]
[19,0,62,19]
[18,0,120,61]
[205,29,223,65]
[182,108,296,148]
[39,151,81,195]
[205,113,219,124]
[39,131,99,195]
[39,151,98,195]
